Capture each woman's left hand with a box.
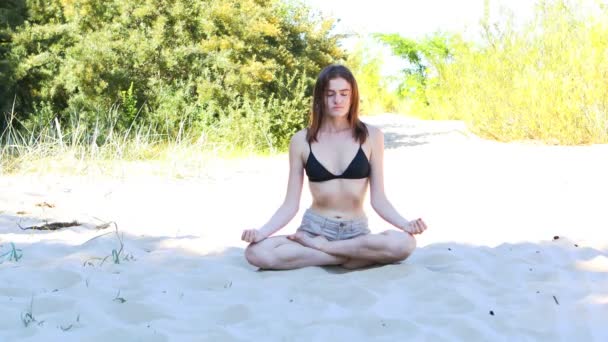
[403,218,427,235]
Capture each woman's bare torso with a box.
[302,131,371,220]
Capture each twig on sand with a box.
[94,221,113,230]
[18,220,80,231]
[35,202,55,208]
[18,219,111,232]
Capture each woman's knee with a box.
[245,244,276,269]
[386,231,416,261]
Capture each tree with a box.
[0,0,27,125]
[4,0,345,139]
[375,32,452,107]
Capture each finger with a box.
[419,220,426,231]
[419,219,427,231]
[416,219,424,231]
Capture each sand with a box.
[1,114,607,341]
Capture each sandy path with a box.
[1,114,606,341]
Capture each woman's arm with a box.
[368,126,427,235]
[242,130,305,243]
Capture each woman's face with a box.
[324,77,351,119]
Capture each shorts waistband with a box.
[302,208,368,229]
[299,209,370,241]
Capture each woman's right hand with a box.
[241,229,266,243]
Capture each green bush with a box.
[378,0,608,144]
[2,0,344,152]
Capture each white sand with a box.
[1,114,607,341]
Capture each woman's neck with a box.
[321,117,351,134]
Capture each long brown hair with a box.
[306,64,368,144]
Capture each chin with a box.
[328,111,349,118]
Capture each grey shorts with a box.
[297,209,371,241]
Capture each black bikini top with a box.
[305,141,371,182]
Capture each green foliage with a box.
[345,37,403,114]
[378,0,608,144]
[375,31,452,109]
[0,0,27,122]
[2,0,344,153]
[204,71,309,152]
[119,82,138,130]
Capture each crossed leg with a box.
[289,230,416,269]
[245,230,416,270]
[245,236,347,270]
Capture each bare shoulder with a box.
[364,123,384,146]
[289,128,309,155]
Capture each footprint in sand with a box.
[521,263,560,283]
[29,295,77,315]
[90,328,168,342]
[3,268,82,295]
[305,284,378,309]
[105,302,173,324]
[405,283,477,315]
[197,329,241,342]
[414,250,463,269]
[356,317,422,338]
[442,317,495,340]
[39,268,83,289]
[216,304,251,325]
[185,274,239,292]
[0,286,34,298]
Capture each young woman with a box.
[241,64,427,270]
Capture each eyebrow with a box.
[326,89,351,92]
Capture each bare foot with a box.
[288,231,329,251]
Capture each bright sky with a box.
[302,0,538,76]
[303,0,537,44]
